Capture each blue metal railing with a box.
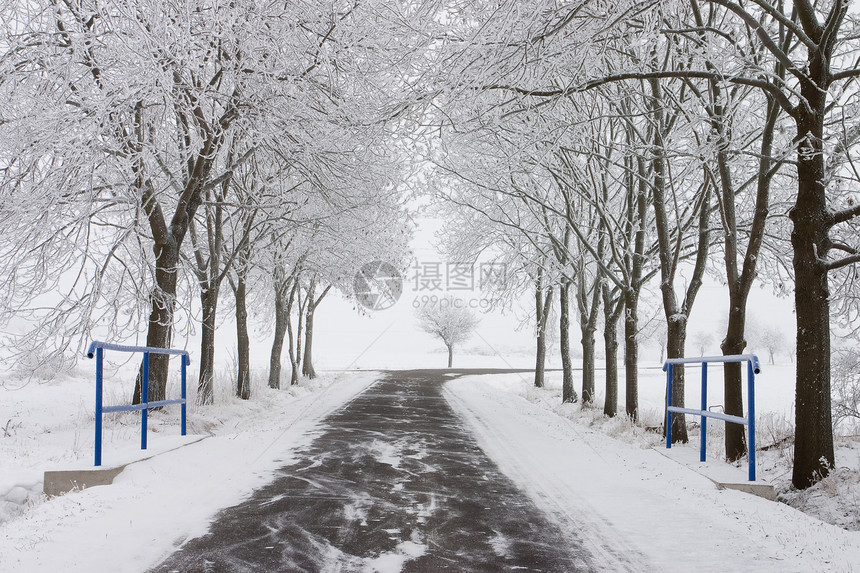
[662,354,761,481]
[86,341,190,467]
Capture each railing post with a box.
[747,359,756,481]
[141,352,149,451]
[661,355,760,481]
[700,362,708,462]
[94,346,104,467]
[666,363,674,449]
[88,342,190,466]
[181,355,187,436]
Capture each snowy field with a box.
[1,355,858,572]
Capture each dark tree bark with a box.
[534,269,553,389]
[602,284,623,418]
[559,280,578,403]
[190,195,223,406]
[301,279,317,379]
[789,58,836,488]
[294,294,305,380]
[286,279,301,386]
[228,206,257,400]
[234,270,251,400]
[623,153,650,422]
[302,279,331,380]
[623,287,640,420]
[133,231,178,405]
[579,321,596,405]
[446,343,454,368]
[576,258,601,406]
[268,270,295,390]
[197,283,218,405]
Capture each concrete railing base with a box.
[655,445,776,501]
[44,466,127,497]
[43,435,207,497]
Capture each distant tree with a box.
[416,297,480,368]
[758,326,787,365]
[692,331,716,357]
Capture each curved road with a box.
[152,370,599,572]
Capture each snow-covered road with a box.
[153,371,603,572]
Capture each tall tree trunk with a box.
[649,73,688,443]
[302,280,330,380]
[719,99,778,462]
[234,271,250,400]
[268,275,291,389]
[447,343,453,368]
[577,264,600,405]
[602,288,622,418]
[535,275,553,389]
[790,77,835,487]
[580,329,596,405]
[623,287,640,421]
[721,333,746,459]
[134,240,178,404]
[197,284,218,405]
[560,281,578,403]
[666,316,689,443]
[294,283,307,379]
[576,247,604,405]
[286,280,300,386]
[619,135,648,422]
[302,280,317,379]
[230,210,255,401]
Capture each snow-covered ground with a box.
[1,357,858,572]
[0,366,379,572]
[445,372,860,572]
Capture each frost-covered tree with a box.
[757,326,787,365]
[428,0,860,487]
[416,297,480,368]
[0,0,424,403]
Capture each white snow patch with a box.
[369,439,402,469]
[364,532,427,573]
[344,492,373,527]
[488,529,511,558]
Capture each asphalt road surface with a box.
[151,370,600,572]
